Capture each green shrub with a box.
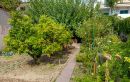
[121,76,130,82]
[73,75,96,82]
[77,34,130,82]
[112,16,130,34]
[118,17,130,34]
[76,15,111,47]
[5,12,71,63]
[76,53,87,63]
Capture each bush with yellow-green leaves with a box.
[5,12,71,63]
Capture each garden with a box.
[0,0,130,82]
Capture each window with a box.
[104,13,109,15]
[120,10,128,14]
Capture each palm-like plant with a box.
[106,0,119,15]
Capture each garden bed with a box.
[0,48,74,82]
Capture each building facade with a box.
[97,0,130,18]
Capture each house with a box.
[97,0,130,18]
[0,8,10,50]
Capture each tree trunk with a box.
[29,54,41,64]
[110,8,112,15]
[33,57,39,64]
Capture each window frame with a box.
[120,10,129,14]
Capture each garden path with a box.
[56,43,80,82]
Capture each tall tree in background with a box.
[106,0,119,34]
[0,0,21,11]
[28,0,90,38]
[106,0,119,15]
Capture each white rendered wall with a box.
[0,9,10,51]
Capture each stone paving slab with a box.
[56,43,80,82]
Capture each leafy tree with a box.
[106,0,119,33]
[76,15,111,48]
[106,0,119,15]
[27,0,90,36]
[5,12,71,63]
[0,0,21,11]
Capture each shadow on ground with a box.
[27,45,75,66]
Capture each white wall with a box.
[115,7,130,14]
[21,0,29,2]
[97,0,105,4]
[0,9,10,51]
[0,26,3,50]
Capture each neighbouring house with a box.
[97,0,130,18]
[0,8,10,51]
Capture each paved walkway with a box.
[56,43,80,82]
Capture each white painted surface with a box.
[118,14,130,18]
[0,9,10,50]
[21,0,29,2]
[0,26,3,51]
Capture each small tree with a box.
[5,12,71,63]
